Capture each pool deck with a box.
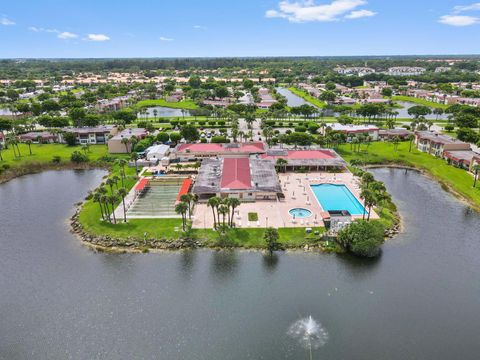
[191,172,377,229]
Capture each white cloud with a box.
[440,3,480,26]
[453,2,480,13]
[58,31,78,39]
[0,15,15,26]
[28,27,59,33]
[345,9,376,19]
[159,36,174,41]
[265,0,376,22]
[87,33,110,41]
[439,14,478,26]
[193,25,207,30]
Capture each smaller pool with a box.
[289,208,312,218]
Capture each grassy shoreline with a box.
[390,95,449,110]
[288,87,327,108]
[134,99,198,110]
[338,142,480,212]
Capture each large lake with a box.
[1,168,480,359]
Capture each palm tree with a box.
[131,152,139,175]
[121,137,131,153]
[93,191,106,221]
[180,193,195,219]
[25,139,33,155]
[207,197,220,229]
[118,187,128,223]
[473,165,480,188]
[105,178,115,193]
[360,188,374,221]
[108,193,119,224]
[101,194,111,222]
[218,205,229,228]
[175,202,188,231]
[111,175,120,190]
[228,198,241,227]
[407,134,416,152]
[117,159,127,187]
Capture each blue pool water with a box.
[289,208,312,218]
[310,184,366,215]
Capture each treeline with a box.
[1,57,479,80]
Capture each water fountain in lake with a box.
[288,316,328,359]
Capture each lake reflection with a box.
[1,169,480,359]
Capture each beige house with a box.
[415,131,471,157]
[108,128,148,154]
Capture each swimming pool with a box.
[310,184,366,216]
[289,208,312,218]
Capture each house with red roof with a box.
[260,149,347,171]
[174,142,266,162]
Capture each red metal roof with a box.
[177,142,265,154]
[261,150,336,160]
[176,178,193,202]
[135,178,149,191]
[220,158,252,190]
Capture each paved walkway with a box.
[191,171,376,229]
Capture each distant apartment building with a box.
[415,131,471,157]
[95,95,131,113]
[387,67,426,76]
[378,129,413,141]
[326,124,380,141]
[60,125,117,145]
[444,150,480,172]
[256,88,277,109]
[334,67,375,77]
[435,67,452,73]
[19,131,58,143]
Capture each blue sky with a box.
[1,0,480,58]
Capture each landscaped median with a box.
[288,87,326,108]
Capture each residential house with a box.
[326,124,380,141]
[108,128,148,154]
[415,131,471,157]
[19,131,58,143]
[61,125,117,145]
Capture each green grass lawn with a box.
[390,96,448,110]
[195,227,325,248]
[337,141,480,209]
[0,143,110,166]
[135,99,198,110]
[288,87,326,108]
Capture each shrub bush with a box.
[70,151,88,163]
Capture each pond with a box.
[1,168,480,359]
[276,87,314,107]
[140,106,191,118]
[395,101,449,120]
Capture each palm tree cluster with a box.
[92,161,130,224]
[206,197,241,231]
[175,193,199,231]
[359,172,390,221]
